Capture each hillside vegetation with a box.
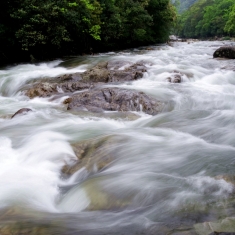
[176,0,198,13]
[0,0,176,64]
[177,0,235,38]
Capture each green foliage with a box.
[8,0,102,51]
[222,36,231,40]
[225,4,235,35]
[0,0,177,63]
[99,0,176,49]
[177,0,235,38]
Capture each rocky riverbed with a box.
[1,40,235,235]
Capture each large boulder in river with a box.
[24,61,147,98]
[64,87,162,115]
[213,47,235,59]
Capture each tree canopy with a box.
[177,0,235,38]
[0,0,176,64]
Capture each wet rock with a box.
[171,230,197,235]
[68,110,141,120]
[11,108,32,119]
[62,135,125,175]
[25,83,55,98]
[30,72,83,84]
[61,135,136,210]
[213,47,235,59]
[25,82,93,98]
[0,222,56,235]
[56,72,82,82]
[0,208,65,235]
[215,175,235,185]
[109,63,147,82]
[209,233,235,235]
[167,71,183,83]
[65,87,162,115]
[24,61,147,98]
[81,61,110,83]
[83,177,131,210]
[194,217,235,235]
[107,60,131,70]
[59,174,133,211]
[81,61,147,83]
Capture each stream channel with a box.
[0,41,235,235]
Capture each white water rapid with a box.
[0,41,235,235]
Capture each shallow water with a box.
[0,41,235,234]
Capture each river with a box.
[0,41,235,235]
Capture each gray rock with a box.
[167,71,183,83]
[109,62,147,82]
[107,60,132,70]
[81,61,146,83]
[64,87,162,115]
[24,61,147,98]
[213,47,235,59]
[81,61,110,83]
[11,108,32,119]
[194,217,235,235]
[25,82,93,98]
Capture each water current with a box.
[0,41,235,234]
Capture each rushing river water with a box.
[0,41,235,235]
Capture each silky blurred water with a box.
[0,41,235,234]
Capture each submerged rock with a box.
[11,108,32,119]
[215,175,235,185]
[62,135,125,175]
[61,135,135,211]
[167,71,183,83]
[67,110,141,121]
[213,47,235,59]
[194,217,235,235]
[82,177,131,211]
[64,87,162,115]
[0,208,65,235]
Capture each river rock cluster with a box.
[23,61,163,115]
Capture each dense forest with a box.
[0,0,176,64]
[177,0,235,38]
